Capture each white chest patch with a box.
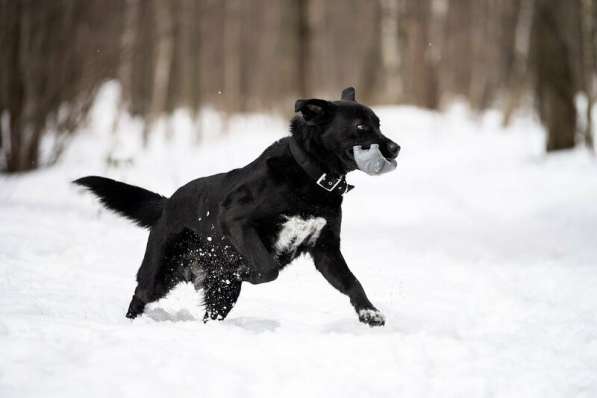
[274,215,327,256]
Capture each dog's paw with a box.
[358,308,385,327]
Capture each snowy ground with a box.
[1,87,597,397]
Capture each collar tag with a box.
[316,173,343,192]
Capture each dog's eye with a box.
[356,124,367,131]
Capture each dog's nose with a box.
[386,141,401,159]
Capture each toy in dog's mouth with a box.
[351,144,397,175]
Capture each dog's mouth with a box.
[341,144,397,174]
[351,144,397,175]
[342,145,376,163]
[344,144,389,160]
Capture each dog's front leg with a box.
[219,191,279,285]
[225,223,279,284]
[312,246,385,327]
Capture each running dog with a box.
[75,87,400,326]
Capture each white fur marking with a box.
[275,216,326,256]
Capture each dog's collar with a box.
[289,138,354,195]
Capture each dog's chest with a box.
[273,215,326,259]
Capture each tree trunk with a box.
[119,0,139,108]
[530,0,577,151]
[2,1,24,172]
[223,0,243,114]
[146,0,174,143]
[581,0,595,151]
[404,0,438,109]
[379,0,402,102]
[112,0,139,133]
[296,0,310,98]
[503,0,534,127]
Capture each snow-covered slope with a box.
[1,88,597,397]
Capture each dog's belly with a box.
[273,215,326,263]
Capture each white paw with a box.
[358,308,385,327]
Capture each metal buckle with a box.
[316,173,342,192]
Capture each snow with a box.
[1,84,597,397]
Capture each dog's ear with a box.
[294,99,335,124]
[341,86,356,101]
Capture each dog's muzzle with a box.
[353,144,397,175]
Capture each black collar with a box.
[289,137,353,195]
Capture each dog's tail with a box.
[73,176,166,228]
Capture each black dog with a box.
[75,87,400,326]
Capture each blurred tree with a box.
[502,0,534,127]
[0,0,121,172]
[440,0,474,102]
[379,0,402,102]
[119,0,139,111]
[146,0,174,141]
[296,0,311,99]
[580,0,596,150]
[112,0,139,133]
[2,0,595,173]
[130,1,155,120]
[530,0,578,151]
[402,0,438,109]
[223,0,245,114]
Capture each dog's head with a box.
[291,87,400,175]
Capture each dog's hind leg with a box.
[201,273,242,322]
[126,230,183,319]
[126,252,178,319]
[127,275,180,319]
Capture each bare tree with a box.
[580,0,596,151]
[379,0,402,103]
[3,0,594,172]
[0,1,120,172]
[502,0,534,127]
[403,0,438,108]
[146,0,175,142]
[468,0,502,110]
[113,0,140,133]
[530,0,577,151]
[223,0,244,114]
[296,0,311,99]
